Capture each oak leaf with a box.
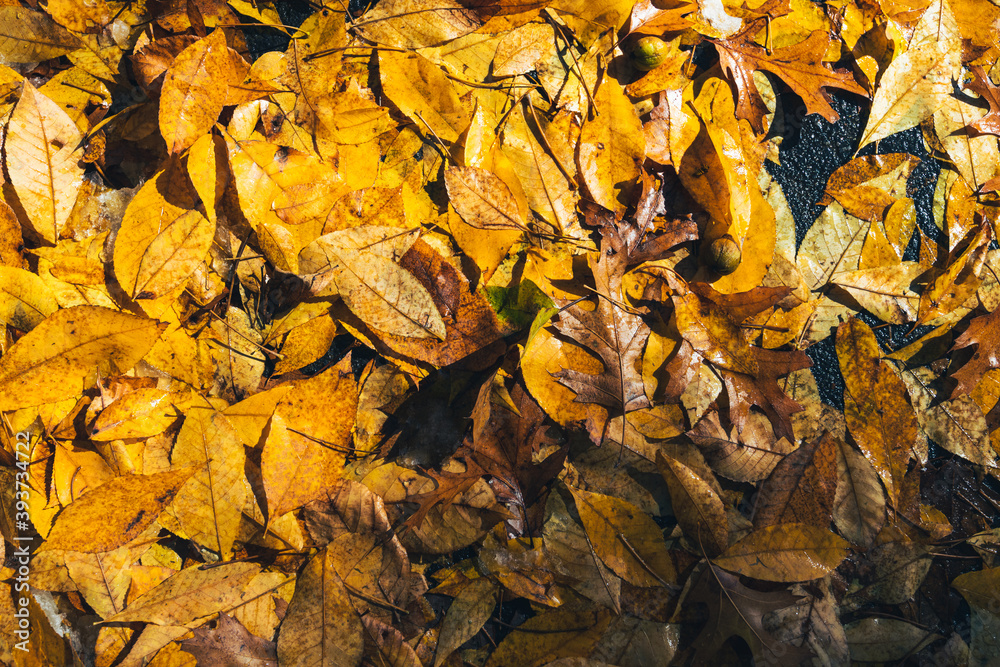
[714,29,867,133]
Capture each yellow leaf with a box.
[223,382,294,447]
[379,49,472,144]
[65,549,132,620]
[492,22,555,77]
[185,133,227,224]
[168,407,246,557]
[485,608,612,667]
[577,80,644,215]
[831,262,923,324]
[0,306,166,411]
[277,546,363,667]
[91,388,179,441]
[712,523,849,582]
[106,561,259,624]
[300,226,447,340]
[859,0,961,147]
[445,165,526,231]
[263,361,357,517]
[434,577,497,667]
[0,265,58,331]
[114,162,216,299]
[656,451,729,556]
[501,103,579,235]
[567,485,676,587]
[225,136,348,226]
[39,468,196,553]
[7,81,85,245]
[0,6,79,62]
[159,30,232,154]
[902,366,997,468]
[360,0,481,49]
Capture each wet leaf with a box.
[713,523,849,582]
[567,485,676,587]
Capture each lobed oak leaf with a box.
[965,65,1000,137]
[713,29,867,134]
[947,307,1000,398]
[683,566,815,665]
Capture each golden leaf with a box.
[577,80,645,215]
[0,306,166,410]
[444,165,526,231]
[300,226,447,340]
[567,485,676,587]
[434,577,497,667]
[159,30,232,154]
[113,162,215,299]
[90,388,179,441]
[712,523,849,582]
[0,265,58,331]
[6,81,85,245]
[39,468,196,553]
[168,407,246,557]
[106,561,259,624]
[0,7,79,62]
[379,50,472,144]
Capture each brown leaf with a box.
[684,566,815,665]
[753,432,838,530]
[965,65,1000,137]
[656,451,728,556]
[180,613,277,667]
[948,307,1000,398]
[277,546,363,667]
[714,29,867,133]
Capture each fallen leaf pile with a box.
[1,0,1000,664]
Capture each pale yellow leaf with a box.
[7,81,85,244]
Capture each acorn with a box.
[631,36,669,72]
[706,235,741,275]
